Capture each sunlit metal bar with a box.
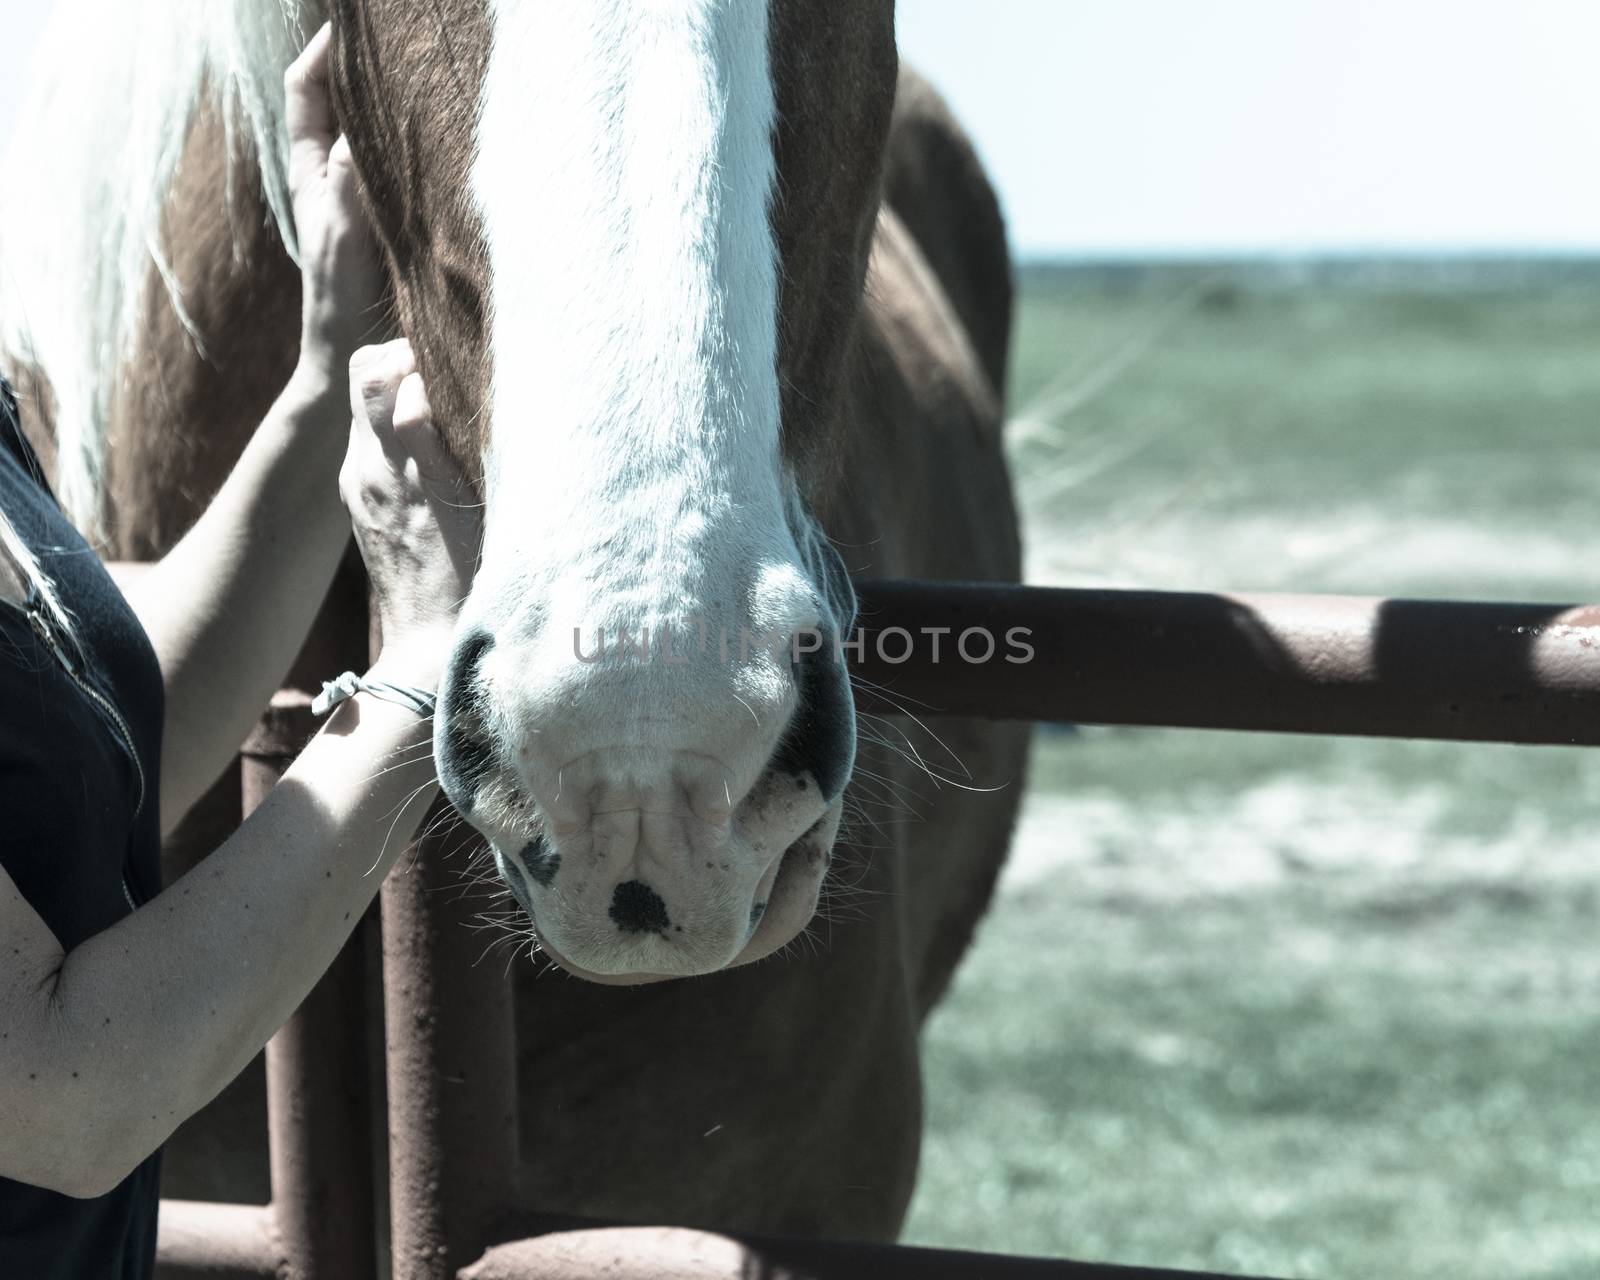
[153,1201,278,1278]
[849,581,1600,746]
[458,1222,1278,1279]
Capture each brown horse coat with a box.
[6,5,1029,1239]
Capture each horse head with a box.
[327,0,898,981]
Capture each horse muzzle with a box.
[433,604,855,981]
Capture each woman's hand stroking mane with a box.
[285,24,385,376]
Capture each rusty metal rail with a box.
[850,581,1600,745]
[156,580,1600,1280]
[244,697,378,1280]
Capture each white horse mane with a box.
[0,0,320,536]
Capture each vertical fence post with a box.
[381,806,521,1279]
[242,691,379,1280]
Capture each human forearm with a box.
[131,14,391,830]
[132,366,354,829]
[14,692,434,1197]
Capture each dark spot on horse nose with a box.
[748,900,767,935]
[609,880,671,934]
[520,837,561,887]
[440,630,496,807]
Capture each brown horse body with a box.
[8,4,1028,1240]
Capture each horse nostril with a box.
[609,880,671,935]
[770,642,856,801]
[440,629,497,807]
[520,836,561,886]
[495,846,535,916]
[445,628,495,701]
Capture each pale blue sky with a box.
[895,0,1600,257]
[4,1,1597,257]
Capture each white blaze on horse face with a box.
[473,0,785,582]
[460,0,849,978]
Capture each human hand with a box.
[341,341,480,688]
[286,23,384,380]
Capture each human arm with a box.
[123,370,357,835]
[0,687,433,1197]
[0,342,478,1199]
[113,25,386,831]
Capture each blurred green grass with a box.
[1004,270,1600,599]
[900,266,1600,1278]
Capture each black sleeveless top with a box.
[0,375,164,1279]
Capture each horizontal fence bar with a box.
[461,1222,1280,1280]
[849,581,1600,746]
[170,580,1584,1280]
[155,1201,279,1278]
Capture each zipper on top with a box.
[26,601,147,824]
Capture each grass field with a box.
[900,264,1600,1279]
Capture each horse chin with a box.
[527,821,835,986]
[530,938,679,987]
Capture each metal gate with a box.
[153,579,1600,1279]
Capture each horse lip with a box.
[533,932,680,986]
[529,833,827,984]
[727,834,826,966]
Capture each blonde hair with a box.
[0,0,318,538]
[0,507,79,648]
